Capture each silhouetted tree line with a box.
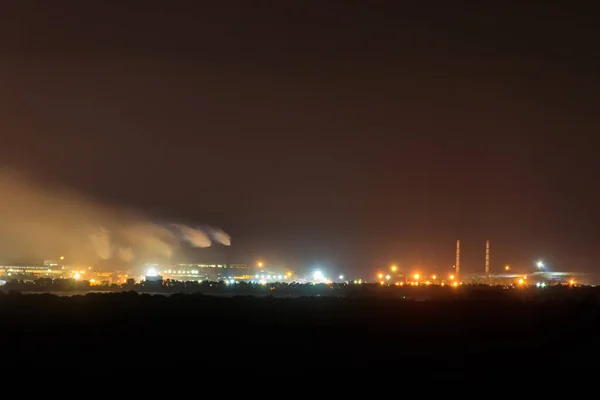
[1,290,600,368]
[2,278,600,303]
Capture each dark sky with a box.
[1,1,599,276]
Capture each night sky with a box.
[1,1,599,275]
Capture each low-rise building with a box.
[0,264,64,280]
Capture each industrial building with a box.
[155,263,254,282]
[0,264,64,280]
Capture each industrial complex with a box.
[0,240,596,287]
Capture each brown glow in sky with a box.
[0,1,598,273]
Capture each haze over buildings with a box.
[0,169,231,267]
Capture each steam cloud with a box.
[0,169,230,265]
[175,224,212,248]
[209,228,232,247]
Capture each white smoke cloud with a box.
[176,224,212,248]
[127,226,175,260]
[210,228,231,246]
[0,168,231,266]
[89,228,112,260]
[117,247,135,262]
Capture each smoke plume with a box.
[209,228,232,247]
[176,224,212,248]
[0,169,230,266]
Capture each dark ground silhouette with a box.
[1,288,599,369]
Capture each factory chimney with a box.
[455,240,460,282]
[485,240,490,285]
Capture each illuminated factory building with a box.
[0,264,63,279]
[0,259,66,280]
[154,264,254,282]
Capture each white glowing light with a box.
[74,273,81,280]
[147,268,158,277]
[339,275,344,280]
[313,270,324,281]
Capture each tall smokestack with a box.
[455,240,460,282]
[485,240,490,285]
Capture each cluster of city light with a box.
[71,269,86,280]
[313,270,325,282]
[254,274,288,281]
[139,257,571,288]
[373,269,462,287]
[535,282,547,288]
[163,269,202,274]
